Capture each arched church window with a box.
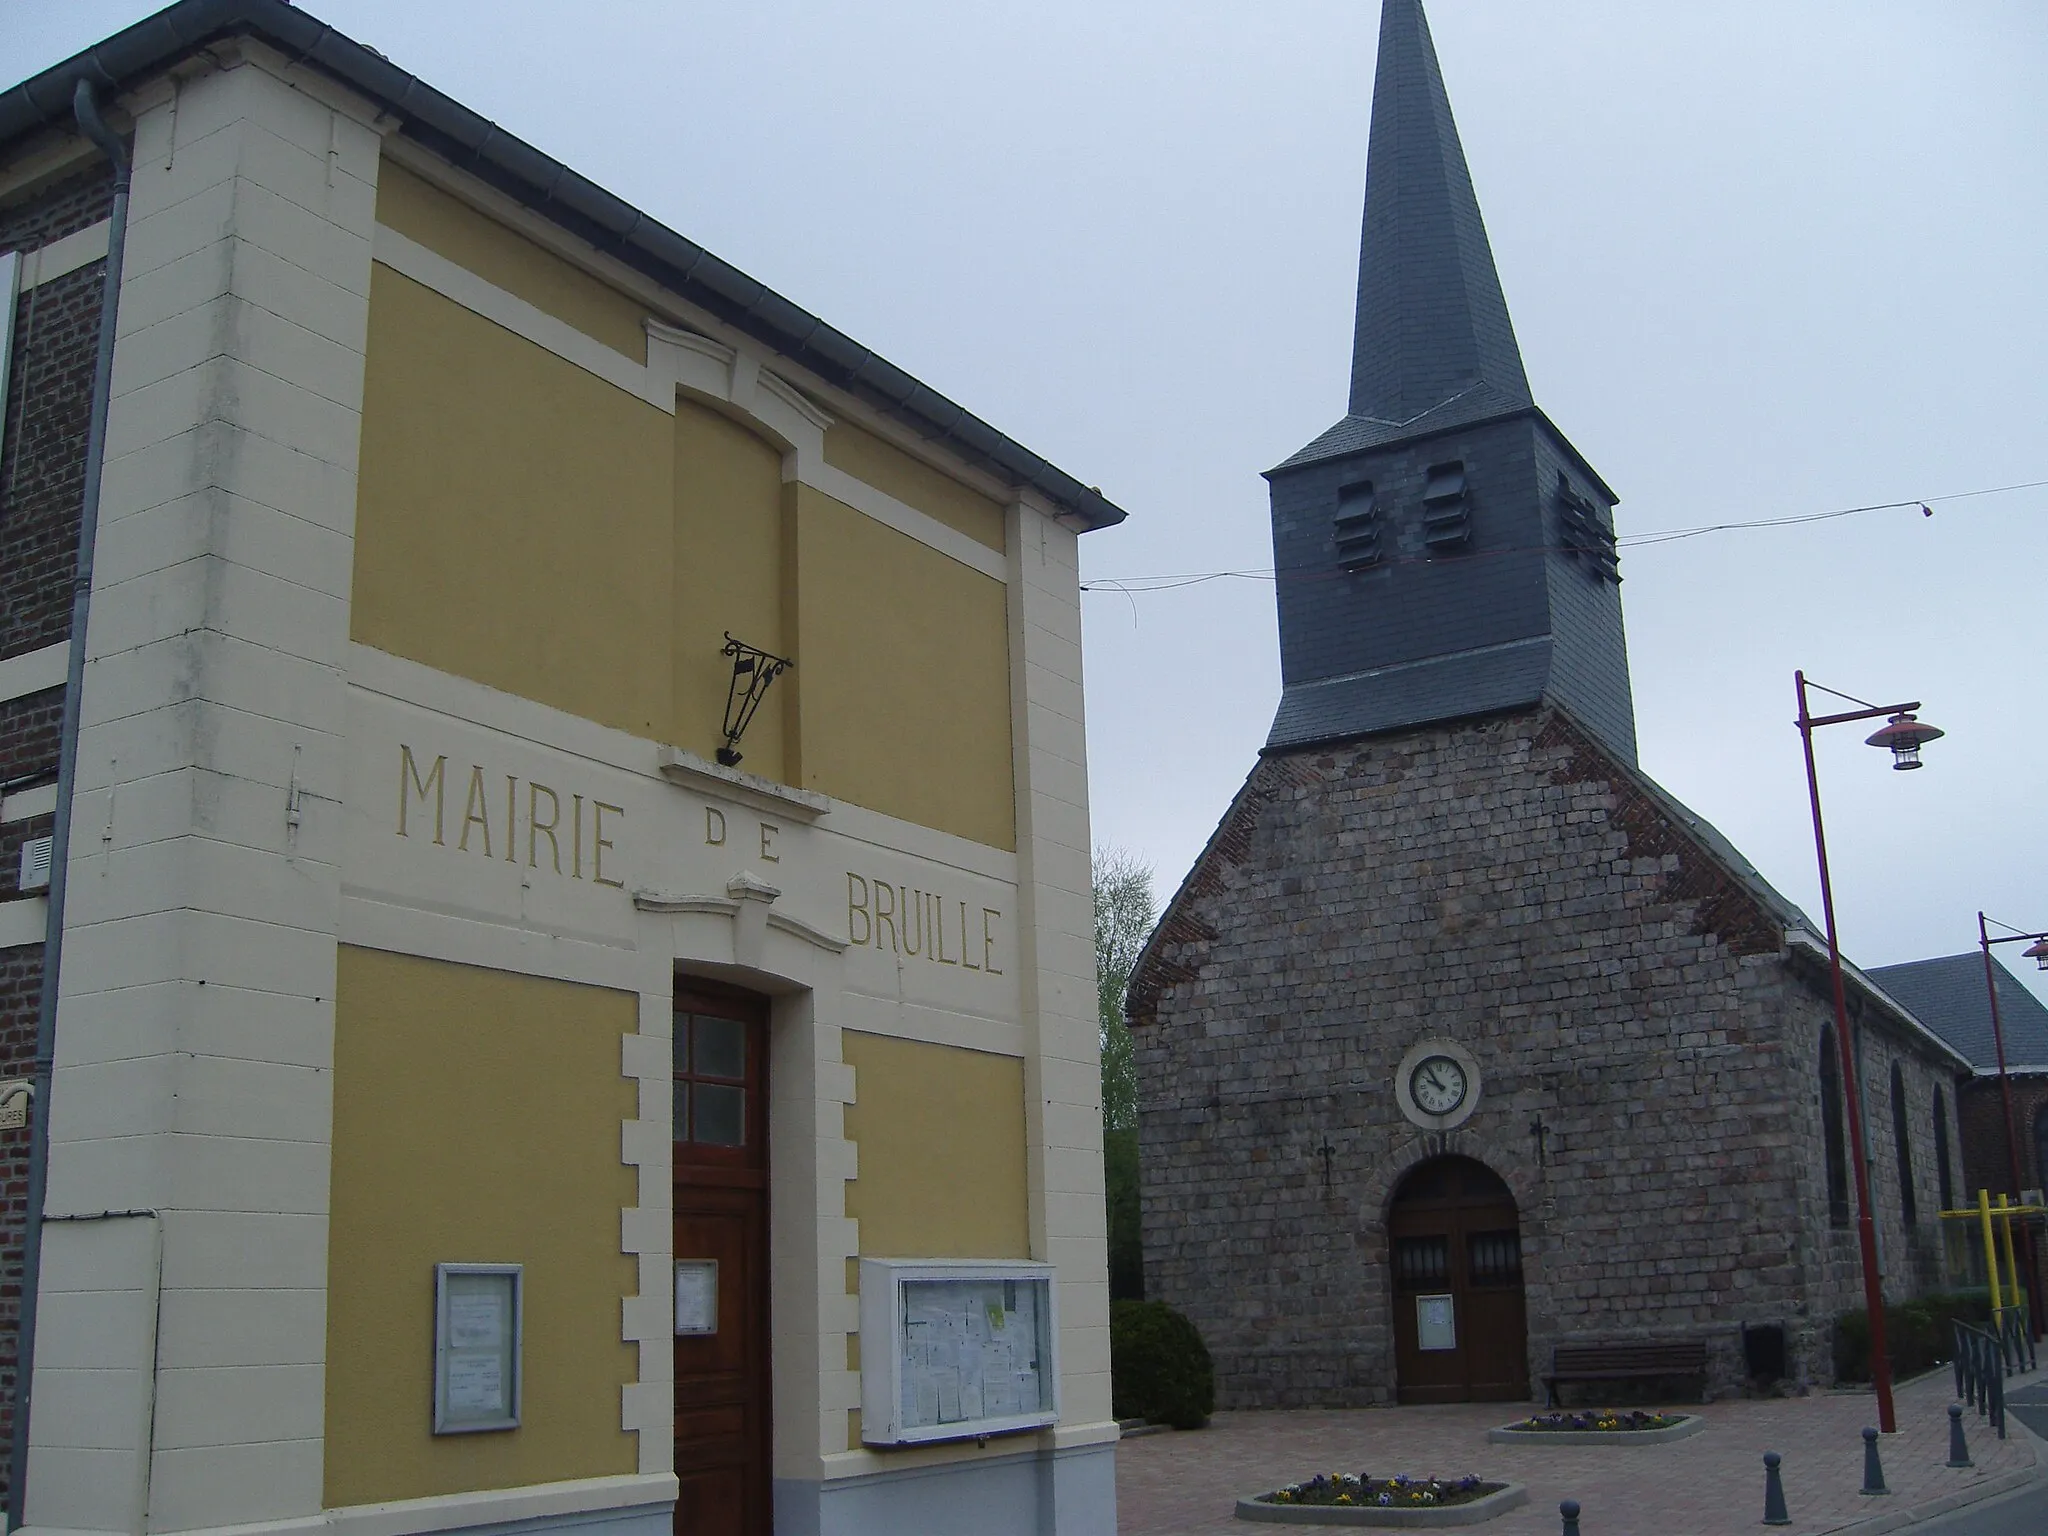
[1892,1062,1917,1225]
[1820,1033,1850,1227]
[1933,1088,1955,1213]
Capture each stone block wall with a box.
[1131,706,1965,1407]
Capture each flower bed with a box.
[1237,1473,1527,1527]
[1486,1409,1705,1446]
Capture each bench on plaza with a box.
[1543,1340,1709,1407]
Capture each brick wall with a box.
[1132,705,1964,1407]
[1956,1074,2048,1198]
[1953,1076,2048,1313]
[4,168,115,662]
[0,159,114,1511]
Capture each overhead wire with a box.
[1079,475,2047,596]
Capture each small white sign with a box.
[1417,1293,1457,1352]
[447,1287,505,1350]
[675,1260,719,1336]
[445,1352,505,1415]
[434,1264,521,1433]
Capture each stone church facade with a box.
[1128,0,1968,1408]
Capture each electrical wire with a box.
[1079,476,2047,596]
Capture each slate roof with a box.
[1282,0,1532,472]
[0,0,1126,532]
[1868,953,2048,1074]
[1266,634,1554,751]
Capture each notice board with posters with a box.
[858,1258,1059,1445]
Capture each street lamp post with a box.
[1795,671,1944,1435]
[1978,912,2048,1340]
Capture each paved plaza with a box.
[1116,1367,2043,1535]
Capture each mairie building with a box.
[1128,0,1970,1409]
[0,5,1122,1535]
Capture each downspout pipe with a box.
[7,79,131,1534]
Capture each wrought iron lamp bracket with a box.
[718,633,793,768]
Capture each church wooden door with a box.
[1389,1156,1528,1404]
[673,985,771,1536]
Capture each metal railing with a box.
[1953,1312,2034,1440]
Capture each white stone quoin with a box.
[24,47,383,1536]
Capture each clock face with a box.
[1410,1055,1468,1116]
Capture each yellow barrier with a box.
[1938,1188,2042,1337]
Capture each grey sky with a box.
[9,1,2045,1003]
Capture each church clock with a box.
[1394,1039,1482,1131]
[1409,1055,1468,1116]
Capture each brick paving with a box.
[1117,1368,2042,1535]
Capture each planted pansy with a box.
[1258,1472,1506,1510]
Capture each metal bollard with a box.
[1861,1426,1889,1496]
[1560,1498,1581,1536]
[1948,1403,1973,1468]
[1762,1451,1790,1526]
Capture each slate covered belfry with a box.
[1131,0,1967,1408]
[1267,0,1633,764]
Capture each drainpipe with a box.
[7,79,131,1534]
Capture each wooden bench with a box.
[1544,1341,1709,1407]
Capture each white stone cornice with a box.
[726,870,783,904]
[654,745,829,822]
[759,370,834,433]
[631,891,740,917]
[767,910,848,955]
[644,316,732,366]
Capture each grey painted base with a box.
[1486,1413,1705,1445]
[427,1500,672,1536]
[775,1438,1117,1536]
[1236,1485,1528,1527]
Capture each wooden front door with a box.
[1389,1155,1528,1404]
[673,985,771,1536]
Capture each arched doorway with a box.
[1389,1155,1528,1403]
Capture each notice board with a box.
[859,1258,1058,1445]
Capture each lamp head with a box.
[1864,712,1943,771]
[2025,938,2048,973]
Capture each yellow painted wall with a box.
[840,1030,1029,1448]
[377,159,649,360]
[353,263,673,739]
[790,487,1015,849]
[840,1031,1030,1259]
[325,946,638,1506]
[357,175,1018,849]
[823,418,1005,552]
[672,396,787,779]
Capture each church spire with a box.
[1350,0,1530,429]
[1262,0,1636,767]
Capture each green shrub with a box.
[1834,1289,1992,1383]
[1111,1299,1214,1429]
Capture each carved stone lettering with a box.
[395,746,623,889]
[846,871,1003,976]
